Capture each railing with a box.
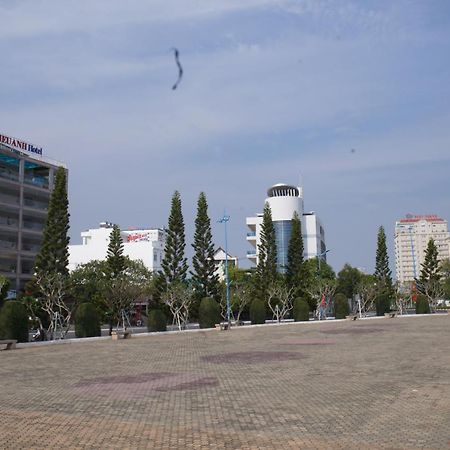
[23,175,49,189]
[246,231,256,237]
[0,166,19,182]
[0,217,19,227]
[246,250,257,256]
[23,198,48,210]
[22,242,40,253]
[22,221,44,231]
[0,192,20,205]
[0,240,17,250]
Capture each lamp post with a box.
[218,212,231,330]
[317,249,330,272]
[317,249,331,320]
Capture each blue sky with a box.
[1,0,450,275]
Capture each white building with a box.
[213,247,238,281]
[246,183,326,272]
[394,214,450,283]
[68,222,166,272]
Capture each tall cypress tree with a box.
[420,238,441,282]
[286,211,304,290]
[374,226,392,288]
[255,202,277,299]
[160,191,188,286]
[34,166,70,277]
[191,192,220,299]
[106,225,126,278]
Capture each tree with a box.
[162,283,194,331]
[336,264,362,301]
[334,293,350,319]
[0,301,29,342]
[106,225,126,278]
[249,299,266,324]
[70,260,110,316]
[254,202,277,300]
[286,211,305,292]
[160,191,188,291]
[198,297,221,328]
[374,226,393,292]
[104,259,152,330]
[0,274,9,309]
[356,274,377,316]
[32,166,71,339]
[420,239,441,283]
[293,298,310,321]
[75,303,101,338]
[191,192,220,300]
[34,166,70,277]
[267,282,294,323]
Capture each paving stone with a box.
[0,315,449,449]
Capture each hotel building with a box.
[0,132,66,295]
[246,183,326,272]
[68,222,166,272]
[394,214,450,283]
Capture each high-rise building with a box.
[0,132,66,295]
[246,183,326,272]
[394,214,450,283]
[68,222,166,272]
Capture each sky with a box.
[1,0,450,275]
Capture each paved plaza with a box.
[1,315,449,449]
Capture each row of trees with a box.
[1,172,449,341]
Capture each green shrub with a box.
[75,303,101,338]
[293,298,310,321]
[148,309,167,332]
[0,300,29,342]
[250,299,266,324]
[375,293,391,316]
[415,295,430,314]
[334,293,350,319]
[198,297,221,329]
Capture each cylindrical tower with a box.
[265,184,303,273]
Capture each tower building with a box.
[0,132,66,295]
[394,214,450,283]
[246,183,326,272]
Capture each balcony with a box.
[246,250,257,259]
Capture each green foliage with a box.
[34,166,70,277]
[420,239,441,283]
[106,225,126,278]
[415,295,430,314]
[75,303,101,338]
[336,264,362,300]
[160,191,188,290]
[334,293,350,319]
[249,299,266,324]
[198,297,221,328]
[70,260,109,308]
[0,274,9,309]
[374,226,393,293]
[191,192,220,300]
[254,202,277,301]
[286,212,304,291]
[375,293,391,316]
[0,301,29,342]
[147,309,167,332]
[293,298,310,321]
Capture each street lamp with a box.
[317,249,330,272]
[218,212,231,330]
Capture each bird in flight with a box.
[172,48,183,90]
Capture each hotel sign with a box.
[0,133,43,156]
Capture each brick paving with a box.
[0,315,449,449]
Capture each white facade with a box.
[395,215,450,283]
[213,247,238,281]
[68,222,166,272]
[246,183,326,271]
